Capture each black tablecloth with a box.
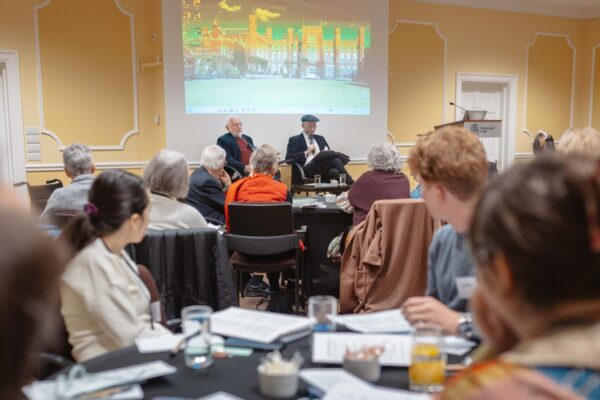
[293,201,353,297]
[70,335,466,399]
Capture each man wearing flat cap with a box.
[285,115,353,184]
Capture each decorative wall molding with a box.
[523,32,576,132]
[514,152,535,160]
[387,19,447,143]
[33,0,139,152]
[589,43,600,127]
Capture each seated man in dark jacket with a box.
[186,145,231,224]
[217,116,255,177]
[285,114,353,183]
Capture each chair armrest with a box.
[224,165,243,182]
[291,163,307,182]
[295,225,307,241]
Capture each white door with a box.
[0,63,11,184]
[459,81,505,168]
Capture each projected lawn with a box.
[185,79,370,112]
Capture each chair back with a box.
[24,179,63,213]
[228,202,294,236]
[51,209,81,228]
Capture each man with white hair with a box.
[186,145,232,224]
[217,116,255,176]
[40,143,95,220]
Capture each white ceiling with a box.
[412,0,600,19]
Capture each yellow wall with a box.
[4,0,600,186]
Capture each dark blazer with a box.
[217,132,255,175]
[185,167,226,224]
[285,133,330,165]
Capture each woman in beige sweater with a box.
[60,169,170,362]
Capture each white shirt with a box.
[148,192,207,230]
[61,239,170,362]
[303,132,320,165]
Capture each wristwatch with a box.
[457,314,474,339]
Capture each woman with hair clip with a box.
[440,154,600,399]
[60,169,170,362]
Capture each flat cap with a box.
[301,114,320,122]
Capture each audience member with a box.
[225,144,292,296]
[559,127,600,157]
[285,114,353,183]
[347,142,410,225]
[402,126,488,337]
[40,143,95,220]
[144,150,207,230]
[441,154,600,399]
[60,170,170,362]
[186,145,231,224]
[217,115,255,176]
[532,131,556,156]
[0,207,67,399]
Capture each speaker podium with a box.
[434,119,502,138]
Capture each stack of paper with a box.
[312,333,412,366]
[332,309,413,333]
[210,307,312,344]
[23,361,175,399]
[300,368,371,395]
[323,383,432,400]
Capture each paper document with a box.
[444,336,477,356]
[300,368,371,395]
[211,307,313,344]
[332,310,413,333]
[312,333,412,366]
[24,382,144,400]
[136,333,183,353]
[198,392,245,400]
[323,383,432,400]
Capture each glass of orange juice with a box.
[408,325,446,393]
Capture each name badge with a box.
[455,276,477,299]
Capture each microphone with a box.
[449,102,470,120]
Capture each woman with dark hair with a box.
[0,207,67,399]
[441,154,600,399]
[60,170,169,362]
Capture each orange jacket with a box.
[224,174,290,230]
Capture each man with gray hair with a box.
[186,145,231,224]
[40,143,95,220]
[217,116,255,176]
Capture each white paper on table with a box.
[323,383,432,400]
[135,333,184,353]
[300,368,371,395]
[332,309,414,333]
[197,391,246,400]
[50,361,175,398]
[23,382,144,400]
[444,336,477,356]
[210,307,313,344]
[312,333,412,366]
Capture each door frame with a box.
[0,50,26,186]
[455,72,518,170]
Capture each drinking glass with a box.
[408,325,446,393]
[313,174,321,186]
[308,295,337,332]
[182,305,213,369]
[339,174,347,185]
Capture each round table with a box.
[70,335,466,399]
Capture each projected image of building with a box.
[182,2,368,81]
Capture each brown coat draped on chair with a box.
[340,199,441,314]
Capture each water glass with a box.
[182,305,213,369]
[339,174,347,185]
[308,295,337,332]
[409,325,446,393]
[313,174,321,186]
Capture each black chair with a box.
[14,179,63,214]
[226,202,306,313]
[224,165,243,183]
[126,228,238,320]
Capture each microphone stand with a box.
[450,102,470,120]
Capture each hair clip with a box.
[84,202,99,217]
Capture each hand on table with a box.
[402,296,461,335]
